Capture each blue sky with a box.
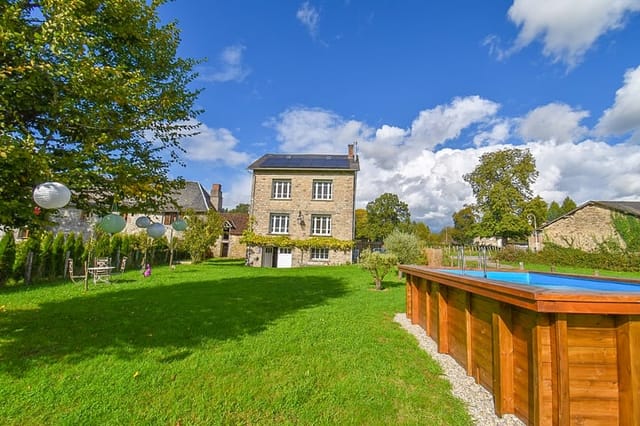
[158,0,640,231]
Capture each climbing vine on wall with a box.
[240,231,354,251]
[611,212,640,252]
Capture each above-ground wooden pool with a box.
[399,265,640,426]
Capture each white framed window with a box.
[311,215,331,236]
[272,180,291,199]
[270,214,289,234]
[312,180,333,200]
[311,247,329,260]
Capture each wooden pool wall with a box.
[400,265,640,426]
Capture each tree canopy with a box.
[0,0,201,229]
[451,205,476,245]
[463,148,538,242]
[364,193,411,241]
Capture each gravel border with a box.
[393,313,525,426]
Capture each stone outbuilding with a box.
[537,200,640,252]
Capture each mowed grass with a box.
[0,259,471,425]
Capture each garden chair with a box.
[67,258,88,284]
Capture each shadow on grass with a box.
[0,271,347,376]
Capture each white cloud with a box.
[200,44,250,83]
[297,2,320,38]
[596,65,640,138]
[506,0,640,67]
[473,120,511,147]
[518,103,589,143]
[266,96,640,231]
[181,123,251,166]
[267,107,372,154]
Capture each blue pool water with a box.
[438,270,640,293]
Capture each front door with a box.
[276,247,292,268]
[262,247,273,267]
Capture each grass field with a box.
[0,259,471,425]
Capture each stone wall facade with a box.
[248,170,356,267]
[541,204,624,251]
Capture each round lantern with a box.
[100,213,126,234]
[171,219,187,231]
[147,222,166,239]
[135,216,152,228]
[33,182,71,209]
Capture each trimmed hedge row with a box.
[0,230,189,286]
[495,243,640,272]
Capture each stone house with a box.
[45,182,247,258]
[246,145,359,267]
[537,201,640,252]
[212,213,250,258]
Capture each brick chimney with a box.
[210,183,223,211]
[348,144,354,160]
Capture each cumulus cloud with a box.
[266,94,640,231]
[297,2,320,39]
[181,123,251,166]
[518,103,589,143]
[200,44,250,83]
[504,0,640,67]
[472,120,511,147]
[266,107,372,154]
[596,65,640,139]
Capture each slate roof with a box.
[221,213,250,236]
[164,181,213,212]
[248,153,359,171]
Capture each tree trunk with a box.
[375,277,382,291]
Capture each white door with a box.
[277,247,292,268]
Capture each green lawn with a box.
[0,260,471,425]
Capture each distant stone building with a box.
[538,201,640,252]
[246,145,359,267]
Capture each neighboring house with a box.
[246,144,360,268]
[537,201,640,252]
[212,213,249,258]
[44,182,245,258]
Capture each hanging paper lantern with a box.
[100,213,126,234]
[135,216,152,228]
[171,219,187,231]
[147,222,166,239]
[33,182,71,209]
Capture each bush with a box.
[0,232,16,285]
[359,249,398,290]
[383,230,424,265]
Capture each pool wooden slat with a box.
[401,265,640,426]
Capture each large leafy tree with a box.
[463,148,538,243]
[0,0,201,229]
[451,205,476,245]
[365,193,411,241]
[354,208,369,240]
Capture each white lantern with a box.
[135,216,152,228]
[171,219,187,231]
[33,182,71,209]
[100,213,126,234]
[147,222,166,239]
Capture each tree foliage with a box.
[358,249,398,290]
[365,193,411,241]
[354,208,369,240]
[0,232,16,285]
[183,209,224,263]
[383,230,424,264]
[451,205,476,245]
[463,148,538,242]
[0,0,201,229]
